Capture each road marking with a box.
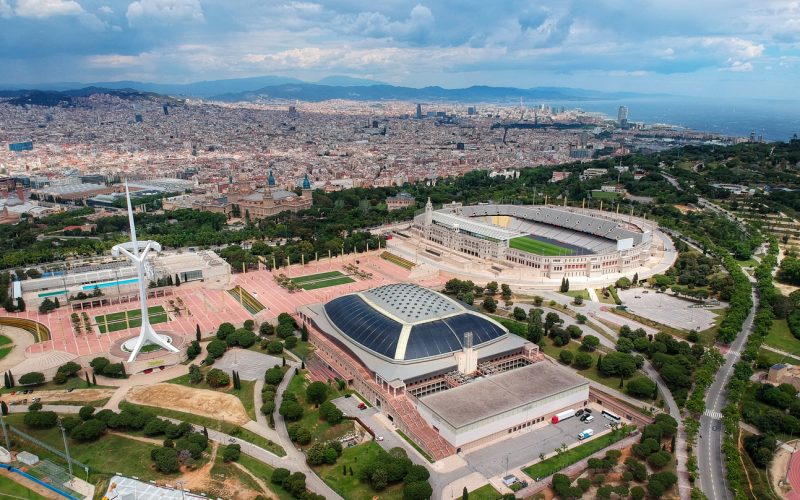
[726,350,740,358]
[704,410,723,420]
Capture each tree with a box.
[188,364,203,384]
[3,372,9,389]
[18,372,45,386]
[598,352,637,378]
[512,307,527,321]
[544,312,562,334]
[186,340,202,359]
[206,368,230,388]
[267,341,283,354]
[581,335,600,351]
[485,281,498,295]
[404,481,433,500]
[79,406,95,421]
[244,319,255,331]
[264,366,285,385]
[306,381,329,406]
[196,324,201,342]
[70,419,107,442]
[616,277,632,289]
[559,350,574,365]
[573,352,593,369]
[301,323,309,341]
[482,296,497,313]
[216,322,236,340]
[90,357,110,374]
[566,324,583,339]
[0,401,7,416]
[627,377,657,399]
[222,443,241,462]
[15,297,25,312]
[573,296,583,306]
[259,322,275,336]
[23,411,58,429]
[533,295,544,306]
[279,400,304,421]
[462,486,469,500]
[151,447,180,473]
[527,310,544,342]
[284,336,298,349]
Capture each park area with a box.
[509,236,574,256]
[94,305,169,333]
[289,271,355,290]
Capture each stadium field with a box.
[95,305,168,334]
[509,236,575,256]
[290,271,356,290]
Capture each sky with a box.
[1,0,799,99]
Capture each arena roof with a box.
[419,362,589,429]
[321,284,509,363]
[431,211,521,241]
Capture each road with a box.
[697,283,757,500]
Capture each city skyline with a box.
[0,0,799,100]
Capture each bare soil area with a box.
[5,388,116,404]
[127,383,249,425]
[770,442,793,498]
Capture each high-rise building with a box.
[415,103,422,119]
[617,106,628,128]
[467,106,476,116]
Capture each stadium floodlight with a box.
[112,182,179,362]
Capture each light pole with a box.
[57,417,73,477]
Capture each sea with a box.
[545,97,800,142]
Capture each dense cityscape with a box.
[2,2,800,500]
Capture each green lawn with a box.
[509,236,574,256]
[469,484,503,500]
[290,271,346,284]
[3,413,174,482]
[95,305,168,333]
[119,401,286,457]
[590,190,622,201]
[315,442,404,500]
[0,375,113,395]
[0,346,11,361]
[564,289,590,300]
[237,454,295,500]
[167,370,258,421]
[0,334,12,345]
[763,319,800,353]
[290,339,314,359]
[0,474,49,499]
[523,428,632,479]
[758,347,799,366]
[283,371,354,444]
[298,277,356,290]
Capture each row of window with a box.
[508,416,546,433]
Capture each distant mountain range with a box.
[0,75,662,103]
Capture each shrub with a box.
[306,381,328,406]
[206,368,230,388]
[626,377,657,399]
[271,468,291,485]
[559,350,574,365]
[79,406,96,421]
[53,371,68,385]
[216,322,235,340]
[102,362,126,378]
[264,366,285,385]
[222,443,241,462]
[24,411,58,429]
[404,481,433,500]
[90,357,110,374]
[186,341,202,359]
[261,401,276,415]
[244,319,255,331]
[284,336,298,349]
[57,361,82,377]
[18,372,45,386]
[266,341,284,354]
[70,419,107,442]
[151,447,180,473]
[647,450,672,469]
[259,322,275,336]
[206,339,227,359]
[279,400,304,421]
[28,402,43,412]
[573,352,593,369]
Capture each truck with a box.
[578,429,594,440]
[551,409,576,424]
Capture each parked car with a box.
[576,409,584,417]
[584,415,594,423]
[584,408,592,414]
[358,403,367,410]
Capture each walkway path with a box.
[762,344,800,363]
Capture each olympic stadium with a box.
[384,201,674,286]
[298,283,589,458]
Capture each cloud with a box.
[721,60,753,72]
[14,0,84,18]
[98,5,113,15]
[0,0,12,17]
[341,4,435,44]
[126,0,204,26]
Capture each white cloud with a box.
[98,5,113,14]
[721,60,753,72]
[86,53,148,67]
[14,0,84,18]
[0,0,13,17]
[126,0,204,26]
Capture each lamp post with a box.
[57,417,73,477]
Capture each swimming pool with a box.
[37,290,67,298]
[82,278,139,291]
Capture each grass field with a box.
[509,236,574,256]
[315,442,404,500]
[523,428,631,479]
[290,271,356,291]
[758,347,799,366]
[591,190,622,201]
[764,319,800,353]
[469,484,503,500]
[95,305,168,333]
[0,474,49,499]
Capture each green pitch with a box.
[509,236,574,256]
[290,270,355,290]
[95,305,168,334]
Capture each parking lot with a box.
[617,288,721,331]
[463,409,610,478]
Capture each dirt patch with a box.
[127,383,249,425]
[770,442,794,497]
[4,388,116,405]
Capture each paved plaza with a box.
[213,349,283,381]
[105,475,205,500]
[617,288,722,331]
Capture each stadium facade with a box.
[298,284,590,458]
[395,200,656,280]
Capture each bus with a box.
[602,410,621,422]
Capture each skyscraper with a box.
[617,106,628,128]
[415,103,422,119]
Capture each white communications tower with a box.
[112,182,179,362]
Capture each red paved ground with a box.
[5,251,444,359]
[787,450,800,500]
